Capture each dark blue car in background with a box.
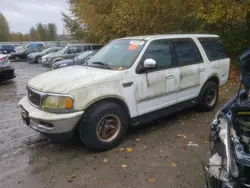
[0,45,16,54]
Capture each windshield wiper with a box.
[91,62,112,69]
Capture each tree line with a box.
[63,0,250,54]
[0,12,58,42]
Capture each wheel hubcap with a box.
[206,89,217,107]
[37,57,42,63]
[96,114,121,142]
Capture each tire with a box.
[199,81,219,112]
[36,56,42,64]
[15,56,20,62]
[78,101,128,151]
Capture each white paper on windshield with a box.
[129,41,144,45]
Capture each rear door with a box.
[170,38,204,103]
[198,37,230,86]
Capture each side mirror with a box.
[143,59,157,69]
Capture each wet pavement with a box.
[0,62,239,188]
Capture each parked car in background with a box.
[0,45,15,54]
[19,34,230,151]
[28,47,63,63]
[9,47,43,62]
[42,43,103,67]
[52,50,96,69]
[0,54,15,83]
[15,45,25,53]
[25,42,46,49]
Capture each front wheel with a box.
[78,101,128,151]
[199,81,219,112]
[36,56,42,63]
[15,56,20,62]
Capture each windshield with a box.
[75,51,94,60]
[57,46,68,54]
[87,39,145,69]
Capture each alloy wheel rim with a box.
[96,114,121,142]
[37,57,42,63]
[206,89,217,107]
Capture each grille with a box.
[27,87,41,107]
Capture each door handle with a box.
[166,75,174,79]
[200,68,205,72]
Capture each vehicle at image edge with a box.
[0,54,15,83]
[0,45,16,54]
[9,47,43,62]
[206,48,250,188]
[19,34,230,151]
[41,43,104,68]
[52,50,96,70]
[27,47,63,63]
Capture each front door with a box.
[134,39,179,115]
[170,38,204,103]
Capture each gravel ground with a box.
[0,61,239,188]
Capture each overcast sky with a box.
[0,0,70,34]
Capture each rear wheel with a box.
[78,101,128,151]
[15,56,20,62]
[199,81,219,111]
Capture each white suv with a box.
[19,34,230,151]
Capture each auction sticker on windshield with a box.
[128,44,139,50]
[129,40,145,45]
[128,40,144,50]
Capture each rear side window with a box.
[198,37,229,61]
[171,39,203,66]
[171,38,203,67]
[92,45,103,50]
[83,46,91,51]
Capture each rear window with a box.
[5,45,14,50]
[198,37,229,61]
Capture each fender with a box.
[199,74,219,96]
[84,96,131,118]
[52,58,64,64]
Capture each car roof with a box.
[67,43,102,46]
[121,34,219,40]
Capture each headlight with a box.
[42,95,74,113]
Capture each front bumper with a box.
[0,67,15,82]
[18,96,84,136]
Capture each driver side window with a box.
[142,40,173,70]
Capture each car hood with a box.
[10,52,23,56]
[27,66,119,93]
[46,53,64,58]
[54,59,73,66]
[29,52,44,57]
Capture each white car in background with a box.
[19,34,230,151]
